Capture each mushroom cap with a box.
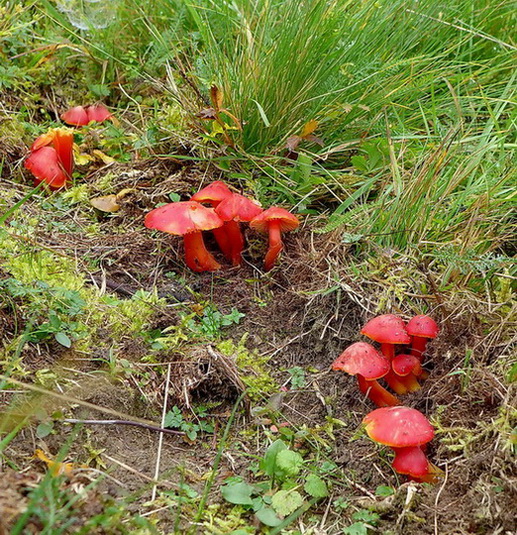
[61,106,89,126]
[361,314,410,345]
[31,128,74,152]
[249,206,300,233]
[332,342,390,380]
[24,147,69,189]
[392,446,430,477]
[406,315,439,339]
[363,407,434,447]
[86,104,112,123]
[191,181,232,206]
[392,354,422,377]
[144,201,223,236]
[215,193,263,222]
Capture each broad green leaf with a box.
[343,522,368,535]
[271,489,304,517]
[255,506,282,527]
[36,421,54,438]
[276,449,304,476]
[55,332,72,348]
[260,439,287,477]
[304,474,328,498]
[221,481,255,506]
[375,484,395,497]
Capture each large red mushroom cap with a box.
[61,106,89,126]
[361,314,410,345]
[24,146,69,190]
[191,181,232,207]
[363,407,434,448]
[215,193,263,223]
[86,104,112,123]
[250,207,300,271]
[332,342,389,380]
[144,201,222,235]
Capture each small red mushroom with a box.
[25,128,74,189]
[215,193,263,266]
[363,407,442,483]
[144,201,223,272]
[249,207,299,271]
[61,104,112,126]
[406,315,439,361]
[332,342,400,407]
[360,314,411,395]
[191,181,234,261]
[391,354,422,392]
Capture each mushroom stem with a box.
[183,232,221,272]
[410,336,428,360]
[379,344,409,394]
[224,220,245,266]
[357,375,400,407]
[212,225,233,261]
[397,373,421,392]
[51,129,74,177]
[264,220,283,271]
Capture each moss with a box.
[217,335,278,401]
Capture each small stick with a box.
[63,418,184,436]
[151,363,172,502]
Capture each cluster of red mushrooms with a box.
[332,314,442,483]
[24,104,112,190]
[144,181,300,272]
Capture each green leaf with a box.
[304,474,328,498]
[255,506,282,527]
[507,362,517,383]
[375,484,395,497]
[343,522,368,535]
[36,421,54,438]
[221,481,255,506]
[251,99,270,127]
[271,489,304,517]
[54,332,72,348]
[169,193,181,202]
[260,439,287,477]
[276,449,304,476]
[352,510,379,524]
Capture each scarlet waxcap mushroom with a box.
[361,314,410,348]
[86,104,112,123]
[61,106,90,126]
[332,342,389,380]
[391,353,422,392]
[214,193,263,266]
[250,207,299,271]
[144,201,223,272]
[25,128,74,189]
[191,181,232,206]
[363,406,434,448]
[332,342,399,407]
[406,315,439,360]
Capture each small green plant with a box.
[343,510,380,535]
[221,439,328,529]
[287,366,306,389]
[164,405,215,440]
[184,304,245,339]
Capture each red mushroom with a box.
[332,342,400,407]
[24,128,74,189]
[391,354,422,392]
[215,193,263,266]
[406,315,439,361]
[61,104,112,126]
[249,207,299,271]
[363,407,442,483]
[191,181,234,261]
[360,314,411,395]
[144,201,223,272]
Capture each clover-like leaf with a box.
[304,474,328,498]
[275,449,304,476]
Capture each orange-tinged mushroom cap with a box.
[215,193,263,222]
[24,147,69,189]
[332,342,390,380]
[392,446,430,477]
[361,314,410,345]
[191,181,232,206]
[392,354,422,377]
[144,201,223,236]
[61,106,89,126]
[86,104,112,123]
[249,206,299,233]
[363,407,434,448]
[406,315,439,339]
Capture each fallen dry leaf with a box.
[90,195,120,213]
